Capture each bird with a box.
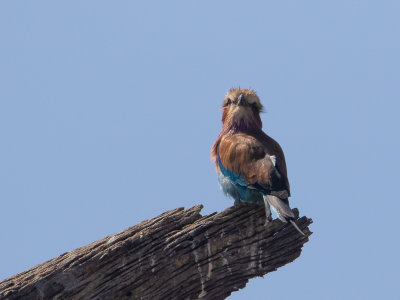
[211,88,304,235]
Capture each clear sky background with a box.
[1,1,399,299]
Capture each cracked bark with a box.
[0,204,312,300]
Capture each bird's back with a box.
[215,130,290,199]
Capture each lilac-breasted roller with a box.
[211,88,304,235]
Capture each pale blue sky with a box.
[1,1,399,299]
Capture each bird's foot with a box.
[264,215,273,227]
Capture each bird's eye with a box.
[224,99,232,107]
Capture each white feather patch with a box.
[270,155,276,166]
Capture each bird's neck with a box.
[223,117,262,134]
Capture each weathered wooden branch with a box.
[0,204,312,300]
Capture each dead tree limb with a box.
[0,204,312,300]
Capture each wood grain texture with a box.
[0,204,312,300]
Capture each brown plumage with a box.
[218,131,290,199]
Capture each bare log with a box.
[0,204,312,300]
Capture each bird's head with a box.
[221,88,263,131]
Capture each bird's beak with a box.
[237,94,247,106]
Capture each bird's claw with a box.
[264,216,272,227]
